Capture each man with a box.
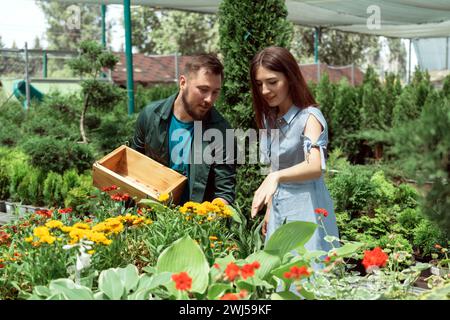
[131,54,236,205]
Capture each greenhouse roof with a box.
[50,0,450,38]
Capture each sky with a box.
[0,0,124,50]
[0,0,417,72]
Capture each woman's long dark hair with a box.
[250,46,317,129]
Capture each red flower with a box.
[225,262,240,281]
[213,263,220,269]
[171,272,192,291]
[58,208,73,214]
[110,193,130,202]
[102,185,118,192]
[240,261,261,280]
[238,290,248,299]
[283,265,310,280]
[324,256,331,264]
[0,263,4,269]
[362,247,389,271]
[36,209,52,218]
[220,293,239,300]
[314,208,328,217]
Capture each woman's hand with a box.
[262,206,270,236]
[251,172,279,218]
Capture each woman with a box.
[250,46,339,255]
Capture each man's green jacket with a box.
[131,93,236,204]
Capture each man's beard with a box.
[181,88,210,121]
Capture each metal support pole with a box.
[42,51,47,78]
[408,38,412,84]
[101,4,107,48]
[446,37,449,70]
[351,63,355,86]
[314,27,319,64]
[123,0,135,115]
[175,51,179,82]
[24,42,31,110]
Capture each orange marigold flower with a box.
[171,272,192,291]
[220,293,239,300]
[314,208,328,217]
[36,209,52,218]
[434,244,442,249]
[362,247,389,271]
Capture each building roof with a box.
[111,53,364,87]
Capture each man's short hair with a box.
[184,54,224,81]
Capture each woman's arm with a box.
[251,114,323,217]
[274,114,323,183]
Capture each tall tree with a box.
[36,1,110,50]
[290,26,381,66]
[151,10,219,55]
[387,38,407,81]
[130,7,161,54]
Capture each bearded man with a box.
[131,54,236,205]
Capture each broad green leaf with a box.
[265,221,317,258]
[236,276,273,291]
[331,242,364,257]
[99,269,125,300]
[46,293,67,300]
[210,254,236,279]
[156,235,209,294]
[34,285,51,297]
[271,291,301,300]
[138,199,166,212]
[48,279,94,300]
[226,205,242,224]
[127,288,152,300]
[246,250,281,280]
[94,292,106,300]
[137,272,172,291]
[142,266,157,275]
[324,235,340,243]
[117,264,140,293]
[303,250,328,260]
[207,283,232,300]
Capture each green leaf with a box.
[98,268,125,300]
[117,264,140,293]
[246,250,281,280]
[227,205,242,224]
[48,279,94,300]
[127,288,152,300]
[46,293,67,300]
[138,199,166,212]
[156,235,210,294]
[207,283,233,300]
[331,242,364,258]
[137,272,172,291]
[264,221,317,258]
[271,291,301,300]
[34,285,51,297]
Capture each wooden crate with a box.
[92,145,188,204]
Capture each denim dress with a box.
[260,105,340,255]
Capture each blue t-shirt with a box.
[168,114,194,203]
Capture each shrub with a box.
[413,220,448,257]
[0,122,21,147]
[135,84,178,113]
[20,137,94,174]
[42,172,64,207]
[16,167,45,206]
[8,159,30,202]
[0,164,10,200]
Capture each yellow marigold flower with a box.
[207,216,214,221]
[210,243,215,248]
[25,237,33,243]
[39,235,56,244]
[158,193,170,202]
[132,217,144,225]
[179,207,188,214]
[33,226,50,238]
[209,236,218,241]
[73,222,90,230]
[103,239,112,245]
[212,198,225,207]
[196,207,207,216]
[87,250,95,255]
[145,219,153,225]
[32,242,40,247]
[60,226,73,233]
[45,220,64,229]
